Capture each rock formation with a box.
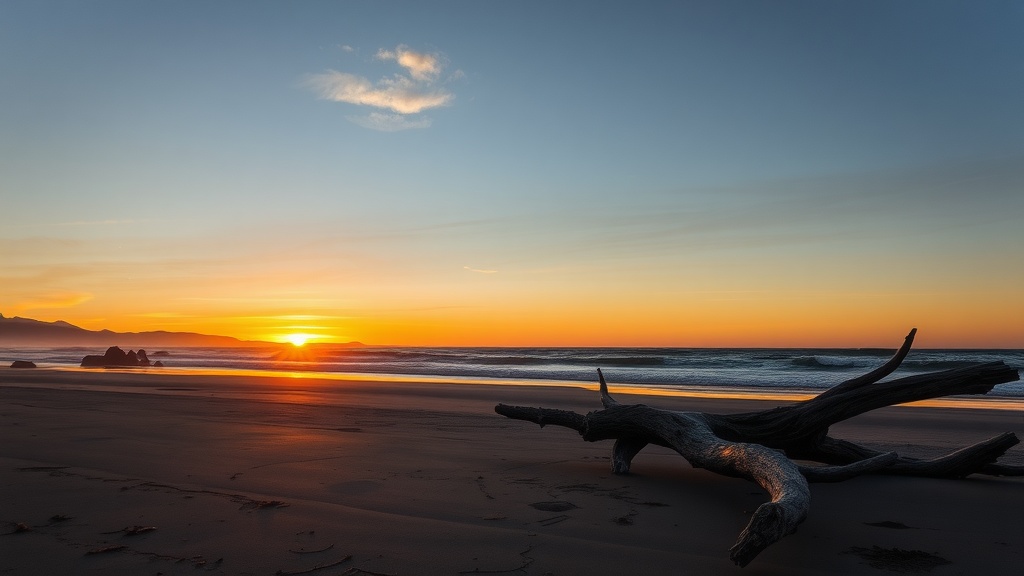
[81,346,151,367]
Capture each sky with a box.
[2,0,1023,348]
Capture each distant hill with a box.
[0,313,261,348]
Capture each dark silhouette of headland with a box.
[0,313,256,348]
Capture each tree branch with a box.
[814,328,917,401]
[810,432,1021,478]
[493,404,587,433]
[797,452,898,482]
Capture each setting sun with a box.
[285,333,310,347]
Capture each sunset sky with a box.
[2,1,1022,347]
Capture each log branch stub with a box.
[611,438,647,474]
[597,368,618,408]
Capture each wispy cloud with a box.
[180,297,340,304]
[305,44,456,131]
[306,71,451,114]
[464,265,497,274]
[235,314,353,321]
[16,292,93,311]
[347,111,432,132]
[54,219,136,227]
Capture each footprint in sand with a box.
[529,501,576,512]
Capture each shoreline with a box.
[3,365,1024,410]
[1,369,1022,574]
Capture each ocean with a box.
[7,345,1024,398]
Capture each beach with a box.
[2,368,1022,575]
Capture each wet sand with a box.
[1,368,1022,575]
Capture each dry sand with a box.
[1,368,1022,575]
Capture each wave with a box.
[899,359,991,371]
[790,355,873,370]
[311,348,671,368]
[9,345,1021,397]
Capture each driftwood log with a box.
[494,329,1021,567]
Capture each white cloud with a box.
[377,45,442,81]
[464,266,497,274]
[305,71,452,114]
[347,112,433,132]
[305,44,456,130]
[340,44,354,52]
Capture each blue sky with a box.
[2,1,1022,346]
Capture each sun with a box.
[285,333,309,347]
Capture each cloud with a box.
[54,219,136,227]
[339,44,354,52]
[347,112,432,132]
[134,312,193,318]
[305,70,453,115]
[377,45,442,81]
[16,292,93,311]
[305,44,456,130]
[464,266,498,274]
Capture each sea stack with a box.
[81,346,151,367]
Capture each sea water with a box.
[7,345,1024,398]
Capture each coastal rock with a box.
[153,360,164,367]
[81,346,151,368]
[10,360,36,368]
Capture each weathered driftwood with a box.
[494,329,1021,567]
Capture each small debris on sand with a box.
[86,545,127,555]
[289,543,335,554]
[240,499,289,510]
[845,546,951,573]
[101,525,157,536]
[275,554,352,575]
[528,501,576,512]
[865,520,915,530]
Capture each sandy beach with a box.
[2,368,1022,575]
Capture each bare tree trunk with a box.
[494,330,1020,566]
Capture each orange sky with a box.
[3,201,1022,347]
[5,257,1022,347]
[3,3,1023,348]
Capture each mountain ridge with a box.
[0,313,265,347]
